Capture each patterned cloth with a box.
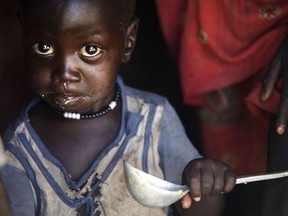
[156,0,288,175]
[1,78,201,216]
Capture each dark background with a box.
[119,0,203,150]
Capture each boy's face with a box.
[21,0,137,113]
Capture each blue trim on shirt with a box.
[19,133,86,208]
[6,144,42,215]
[142,104,157,173]
[91,115,142,193]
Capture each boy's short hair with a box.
[121,0,137,26]
[19,0,137,27]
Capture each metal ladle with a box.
[123,161,288,208]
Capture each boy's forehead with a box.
[22,0,124,20]
[22,0,123,14]
[22,0,124,32]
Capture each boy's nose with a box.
[52,56,81,83]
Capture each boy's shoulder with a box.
[2,98,39,144]
[124,85,168,107]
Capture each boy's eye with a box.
[32,43,54,56]
[79,45,102,57]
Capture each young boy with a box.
[1,0,236,215]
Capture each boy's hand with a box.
[181,158,236,209]
[262,36,288,135]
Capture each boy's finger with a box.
[187,172,202,198]
[200,169,214,196]
[223,170,236,193]
[212,172,224,194]
[181,194,192,209]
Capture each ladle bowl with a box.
[123,161,189,208]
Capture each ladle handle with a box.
[236,171,288,184]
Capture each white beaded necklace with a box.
[51,84,121,120]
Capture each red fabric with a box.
[157,0,288,105]
[157,0,288,175]
[197,76,269,175]
[200,109,268,175]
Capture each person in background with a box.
[156,0,288,176]
[259,35,288,215]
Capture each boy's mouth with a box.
[52,94,84,107]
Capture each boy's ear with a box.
[121,18,139,63]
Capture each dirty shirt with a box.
[1,78,200,216]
